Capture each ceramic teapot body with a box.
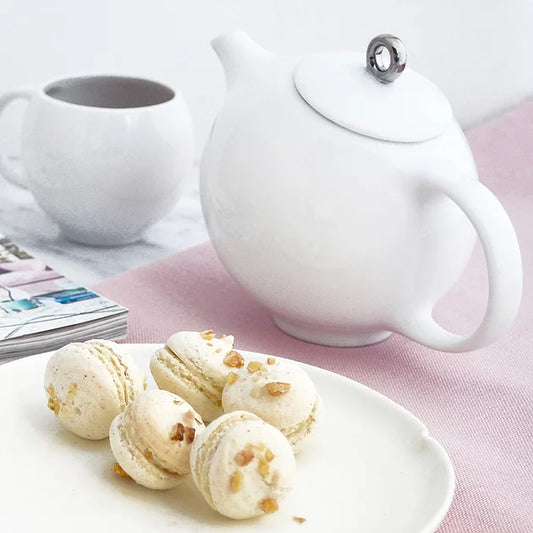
[201,32,522,352]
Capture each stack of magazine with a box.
[0,234,127,359]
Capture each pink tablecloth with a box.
[95,101,533,531]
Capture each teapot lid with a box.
[293,35,453,142]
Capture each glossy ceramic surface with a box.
[201,32,522,352]
[0,76,193,245]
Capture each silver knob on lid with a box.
[366,34,407,83]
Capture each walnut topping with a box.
[112,462,129,478]
[226,372,238,385]
[293,517,306,524]
[258,458,270,477]
[259,498,279,514]
[170,422,185,441]
[45,385,60,415]
[173,399,182,405]
[47,396,60,415]
[265,449,275,462]
[67,382,78,398]
[231,471,243,493]
[201,330,215,341]
[170,422,196,443]
[143,382,148,390]
[235,449,255,466]
[184,426,196,444]
[247,361,264,373]
[223,350,245,368]
[207,342,213,347]
[267,357,276,365]
[265,382,291,396]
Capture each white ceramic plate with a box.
[0,345,454,532]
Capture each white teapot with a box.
[201,32,522,352]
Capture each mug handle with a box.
[0,88,33,188]
[395,171,522,352]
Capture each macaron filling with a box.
[86,341,134,406]
[156,346,222,404]
[281,395,321,449]
[110,413,184,489]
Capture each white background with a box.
[0,0,532,161]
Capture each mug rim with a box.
[40,74,177,111]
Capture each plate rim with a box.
[1,343,455,533]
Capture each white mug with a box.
[0,75,193,245]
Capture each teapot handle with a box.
[395,172,522,352]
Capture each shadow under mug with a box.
[0,75,194,246]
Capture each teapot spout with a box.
[212,31,273,86]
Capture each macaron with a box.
[222,358,322,453]
[109,389,205,490]
[44,339,146,440]
[190,411,295,520]
[150,330,240,423]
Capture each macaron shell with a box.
[109,414,184,490]
[44,340,146,440]
[190,411,295,520]
[222,361,317,430]
[126,389,205,475]
[190,411,260,509]
[150,347,223,422]
[208,419,295,519]
[45,345,124,440]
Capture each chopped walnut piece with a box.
[265,449,275,462]
[67,382,78,398]
[247,361,264,373]
[259,498,279,514]
[112,462,129,478]
[293,516,306,524]
[45,385,60,415]
[258,458,270,476]
[184,426,196,444]
[143,382,148,390]
[201,330,215,341]
[47,396,60,415]
[226,372,238,385]
[265,382,291,396]
[231,471,243,493]
[170,422,185,441]
[267,357,276,365]
[173,399,182,406]
[223,350,245,368]
[235,449,255,466]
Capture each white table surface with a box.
[0,167,209,287]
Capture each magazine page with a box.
[0,235,127,342]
